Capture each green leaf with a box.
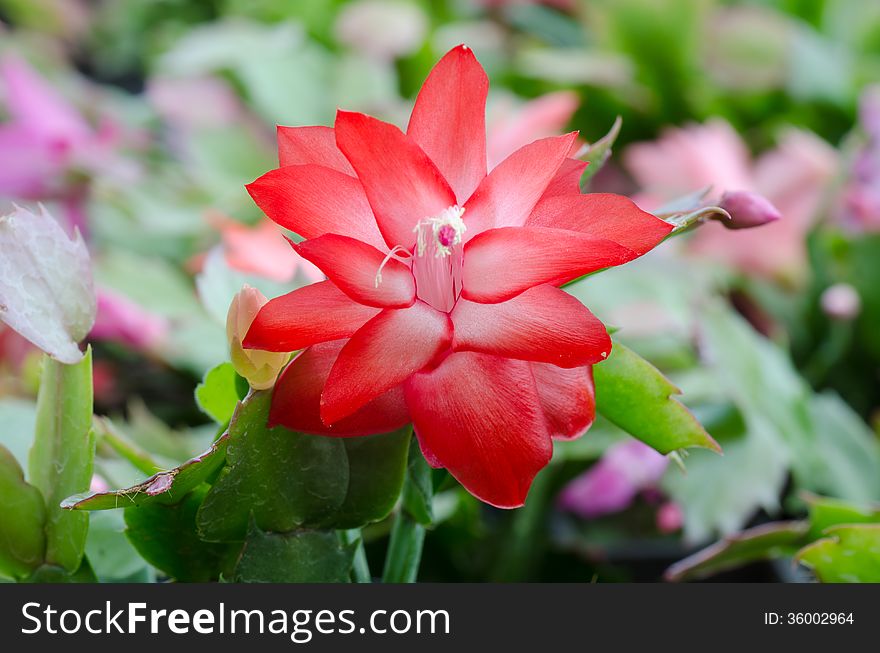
[401,437,434,527]
[28,350,95,572]
[23,558,97,583]
[124,486,234,582]
[663,420,789,542]
[195,362,242,425]
[808,393,880,502]
[805,494,880,541]
[329,429,411,530]
[593,341,720,454]
[0,445,46,580]
[196,391,348,541]
[700,302,854,495]
[0,398,37,469]
[85,511,149,582]
[796,524,880,583]
[578,116,622,188]
[62,431,230,510]
[234,523,355,583]
[665,521,808,582]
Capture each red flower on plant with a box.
[244,46,671,508]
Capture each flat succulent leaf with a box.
[796,524,880,583]
[196,391,348,541]
[401,437,434,526]
[28,350,94,572]
[234,523,355,583]
[85,511,150,582]
[665,521,809,582]
[124,486,235,582]
[195,362,244,425]
[62,432,230,510]
[805,494,880,541]
[23,558,98,583]
[0,445,46,579]
[0,205,96,364]
[593,341,719,454]
[327,429,411,530]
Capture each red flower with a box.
[244,46,672,508]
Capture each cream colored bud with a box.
[226,285,288,390]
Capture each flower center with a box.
[411,205,466,313]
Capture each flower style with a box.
[244,46,671,507]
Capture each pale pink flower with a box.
[0,55,134,234]
[625,119,837,280]
[208,213,324,284]
[558,440,669,519]
[91,289,169,350]
[487,91,579,169]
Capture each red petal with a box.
[321,301,453,425]
[405,352,552,508]
[294,234,415,309]
[246,164,387,251]
[463,134,578,239]
[277,125,356,175]
[540,158,588,199]
[243,281,379,352]
[531,362,595,440]
[407,45,488,204]
[335,110,456,249]
[269,341,410,436]
[462,226,637,303]
[451,284,611,367]
[528,193,673,255]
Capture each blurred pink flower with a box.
[209,213,324,284]
[838,86,880,231]
[625,119,837,280]
[487,91,580,168]
[90,289,168,351]
[558,440,668,519]
[656,501,684,533]
[0,55,133,234]
[147,75,242,130]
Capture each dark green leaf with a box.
[125,486,234,582]
[62,431,230,510]
[593,341,720,454]
[401,437,434,526]
[665,521,808,582]
[23,558,97,583]
[328,429,411,530]
[0,445,46,579]
[195,362,241,425]
[196,391,348,541]
[28,350,95,572]
[234,524,354,583]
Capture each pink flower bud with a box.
[718,190,782,230]
[656,501,684,533]
[226,285,289,390]
[820,283,861,321]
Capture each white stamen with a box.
[374,245,413,287]
[413,205,466,258]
